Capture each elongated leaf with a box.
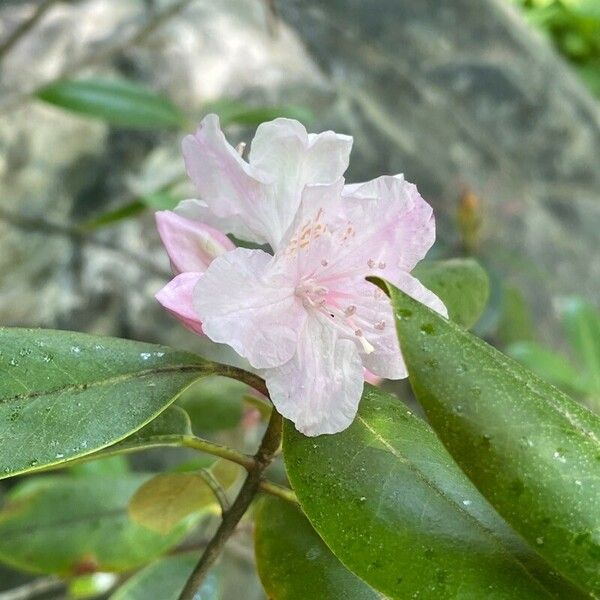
[109,554,219,600]
[129,460,240,534]
[284,386,582,599]
[129,473,218,534]
[557,297,600,393]
[255,496,382,599]
[507,341,585,395]
[36,79,186,128]
[378,279,600,595]
[0,475,196,575]
[413,258,489,328]
[0,328,212,478]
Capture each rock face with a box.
[277,0,600,342]
[0,0,599,347]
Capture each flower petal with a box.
[155,210,234,274]
[342,175,436,274]
[181,114,272,245]
[263,315,364,436]
[194,248,306,369]
[245,119,352,248]
[155,272,203,335]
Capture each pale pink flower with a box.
[154,211,235,334]
[176,114,353,250]
[193,176,447,436]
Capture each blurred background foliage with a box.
[0,0,599,598]
[512,0,600,95]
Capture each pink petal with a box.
[181,114,271,245]
[342,175,436,274]
[155,272,204,335]
[155,211,234,274]
[262,315,364,436]
[364,369,382,386]
[182,115,352,251]
[194,248,307,369]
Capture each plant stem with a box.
[178,409,283,600]
[259,480,299,504]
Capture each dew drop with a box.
[536,537,544,545]
[8,358,18,367]
[70,346,81,354]
[140,352,152,360]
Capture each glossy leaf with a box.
[0,328,212,478]
[255,496,382,599]
[557,297,600,393]
[379,279,600,595]
[36,79,186,128]
[284,386,582,599]
[0,475,195,575]
[109,554,219,600]
[413,258,489,328]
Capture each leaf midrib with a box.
[0,364,208,404]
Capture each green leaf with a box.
[116,405,193,449]
[412,258,489,328]
[284,386,582,599]
[0,328,212,478]
[557,297,600,393]
[109,554,219,600]
[255,496,381,599]
[379,279,600,595]
[0,474,196,575]
[128,473,218,535]
[177,376,245,433]
[128,460,240,534]
[36,79,186,128]
[507,341,585,395]
[205,99,314,127]
[80,201,146,230]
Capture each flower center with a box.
[295,278,376,354]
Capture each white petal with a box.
[194,248,306,369]
[263,316,364,436]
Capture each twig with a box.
[0,0,195,113]
[197,468,230,514]
[259,479,298,504]
[178,409,283,600]
[0,0,60,62]
[0,577,63,600]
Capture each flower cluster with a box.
[156,115,446,436]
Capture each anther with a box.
[354,328,363,337]
[367,259,376,269]
[321,259,328,267]
[345,305,356,316]
[375,320,386,330]
[235,142,246,156]
[378,261,386,269]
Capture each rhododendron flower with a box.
[193,176,447,436]
[155,115,446,436]
[176,114,352,250]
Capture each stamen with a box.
[375,320,386,330]
[378,261,386,269]
[345,305,356,316]
[235,142,246,157]
[354,330,375,354]
[367,259,376,269]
